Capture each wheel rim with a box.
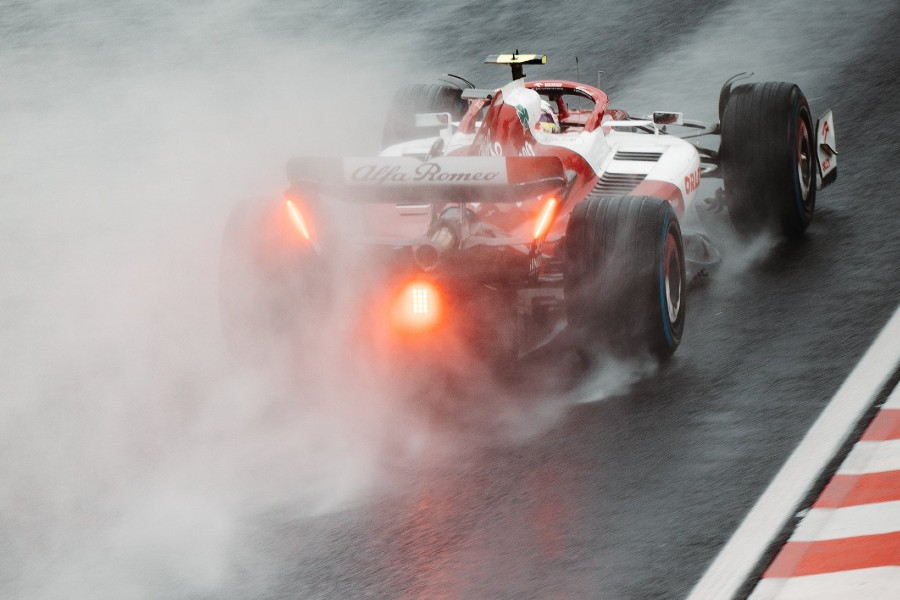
[663,229,683,324]
[796,116,813,209]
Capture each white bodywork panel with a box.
[382,115,704,211]
[605,131,700,194]
[540,127,702,210]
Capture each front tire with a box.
[720,82,816,237]
[564,195,686,360]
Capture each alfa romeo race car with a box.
[220,53,838,368]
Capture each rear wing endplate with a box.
[287,156,567,204]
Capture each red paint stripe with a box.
[815,470,900,508]
[630,180,684,215]
[861,409,900,441]
[764,531,900,578]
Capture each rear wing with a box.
[287,156,567,204]
[485,52,547,80]
[485,53,547,65]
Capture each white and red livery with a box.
[221,53,838,367]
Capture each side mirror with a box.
[652,111,684,126]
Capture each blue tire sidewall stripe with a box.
[659,209,676,349]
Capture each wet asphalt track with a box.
[2,1,899,599]
[225,2,900,599]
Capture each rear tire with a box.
[564,195,686,360]
[720,82,816,237]
[382,83,469,147]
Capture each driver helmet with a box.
[538,99,560,133]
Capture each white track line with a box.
[686,303,900,600]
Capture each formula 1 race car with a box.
[220,53,838,368]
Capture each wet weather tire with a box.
[382,83,468,147]
[564,195,686,360]
[720,82,816,237]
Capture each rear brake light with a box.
[390,279,443,333]
[285,197,311,241]
[533,196,559,240]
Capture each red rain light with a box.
[390,279,443,333]
[533,196,559,240]
[285,197,311,241]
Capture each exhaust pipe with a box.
[413,224,457,271]
[413,243,440,271]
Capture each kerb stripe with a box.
[861,409,900,441]
[764,531,900,578]
[815,470,900,508]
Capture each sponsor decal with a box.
[481,140,534,157]
[477,141,503,157]
[822,158,831,171]
[822,120,830,140]
[515,104,530,132]
[348,160,504,185]
[684,167,701,195]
